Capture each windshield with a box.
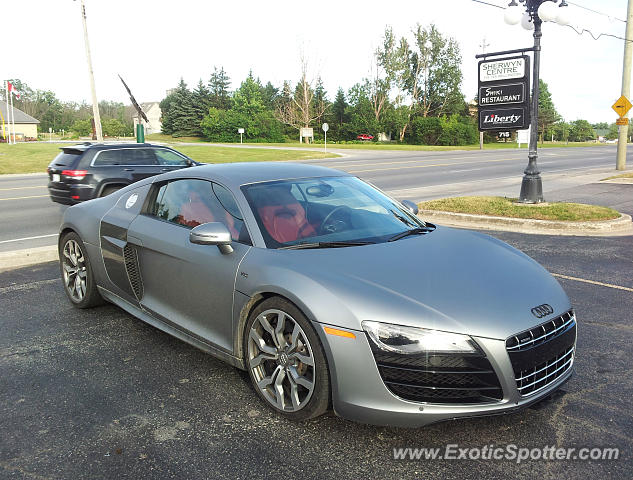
[241,176,427,248]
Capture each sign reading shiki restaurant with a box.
[478,55,530,132]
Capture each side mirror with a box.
[189,222,233,254]
[401,199,419,216]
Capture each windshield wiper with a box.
[388,227,434,242]
[280,241,375,250]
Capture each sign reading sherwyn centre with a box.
[479,57,526,82]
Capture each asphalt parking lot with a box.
[1,230,631,480]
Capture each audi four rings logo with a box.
[531,304,554,318]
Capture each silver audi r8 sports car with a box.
[58,162,576,426]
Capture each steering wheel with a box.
[319,206,352,235]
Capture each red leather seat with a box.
[177,190,240,239]
[258,201,316,243]
[177,191,216,228]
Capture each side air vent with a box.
[123,244,144,300]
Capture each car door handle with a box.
[124,168,134,171]
[161,168,170,172]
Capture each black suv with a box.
[47,143,199,205]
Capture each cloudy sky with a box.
[3,0,628,123]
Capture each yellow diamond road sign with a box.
[612,95,633,117]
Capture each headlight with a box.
[362,321,479,355]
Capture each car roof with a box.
[60,142,172,153]
[169,162,350,187]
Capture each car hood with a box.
[254,227,571,340]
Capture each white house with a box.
[132,102,162,134]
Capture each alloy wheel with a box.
[247,309,316,412]
[62,239,88,302]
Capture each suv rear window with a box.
[49,152,81,167]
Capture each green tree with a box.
[377,24,464,141]
[606,123,619,140]
[161,79,198,137]
[538,80,560,143]
[71,119,92,136]
[208,67,231,110]
[102,118,125,137]
[191,80,212,135]
[232,72,265,117]
[568,119,595,142]
[260,81,279,110]
[552,121,571,142]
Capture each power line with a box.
[472,0,626,23]
[470,0,632,43]
[471,0,504,9]
[567,1,626,23]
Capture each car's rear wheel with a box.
[244,297,330,420]
[59,232,103,308]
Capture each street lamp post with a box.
[504,0,569,203]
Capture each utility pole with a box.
[79,0,103,141]
[616,0,633,170]
[479,37,490,150]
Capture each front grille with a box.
[372,350,503,404]
[123,244,143,300]
[506,310,576,397]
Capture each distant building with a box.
[0,100,40,141]
[132,102,162,134]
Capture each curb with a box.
[601,178,633,184]
[0,245,58,271]
[418,210,633,236]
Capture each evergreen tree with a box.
[232,72,265,117]
[261,81,279,110]
[191,80,212,135]
[208,67,231,110]
[313,77,328,128]
[538,80,560,144]
[332,88,348,126]
[168,79,198,137]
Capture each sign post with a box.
[322,123,329,152]
[238,127,244,144]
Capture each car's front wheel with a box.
[244,297,330,420]
[59,232,103,308]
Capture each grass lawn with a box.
[418,196,620,222]
[149,135,608,151]
[259,141,606,151]
[601,172,633,180]
[0,142,339,174]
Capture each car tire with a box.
[244,297,330,421]
[100,185,122,197]
[59,232,104,309]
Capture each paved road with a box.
[0,145,630,252]
[1,232,631,479]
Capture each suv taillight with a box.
[61,169,87,180]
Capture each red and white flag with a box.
[7,81,20,99]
